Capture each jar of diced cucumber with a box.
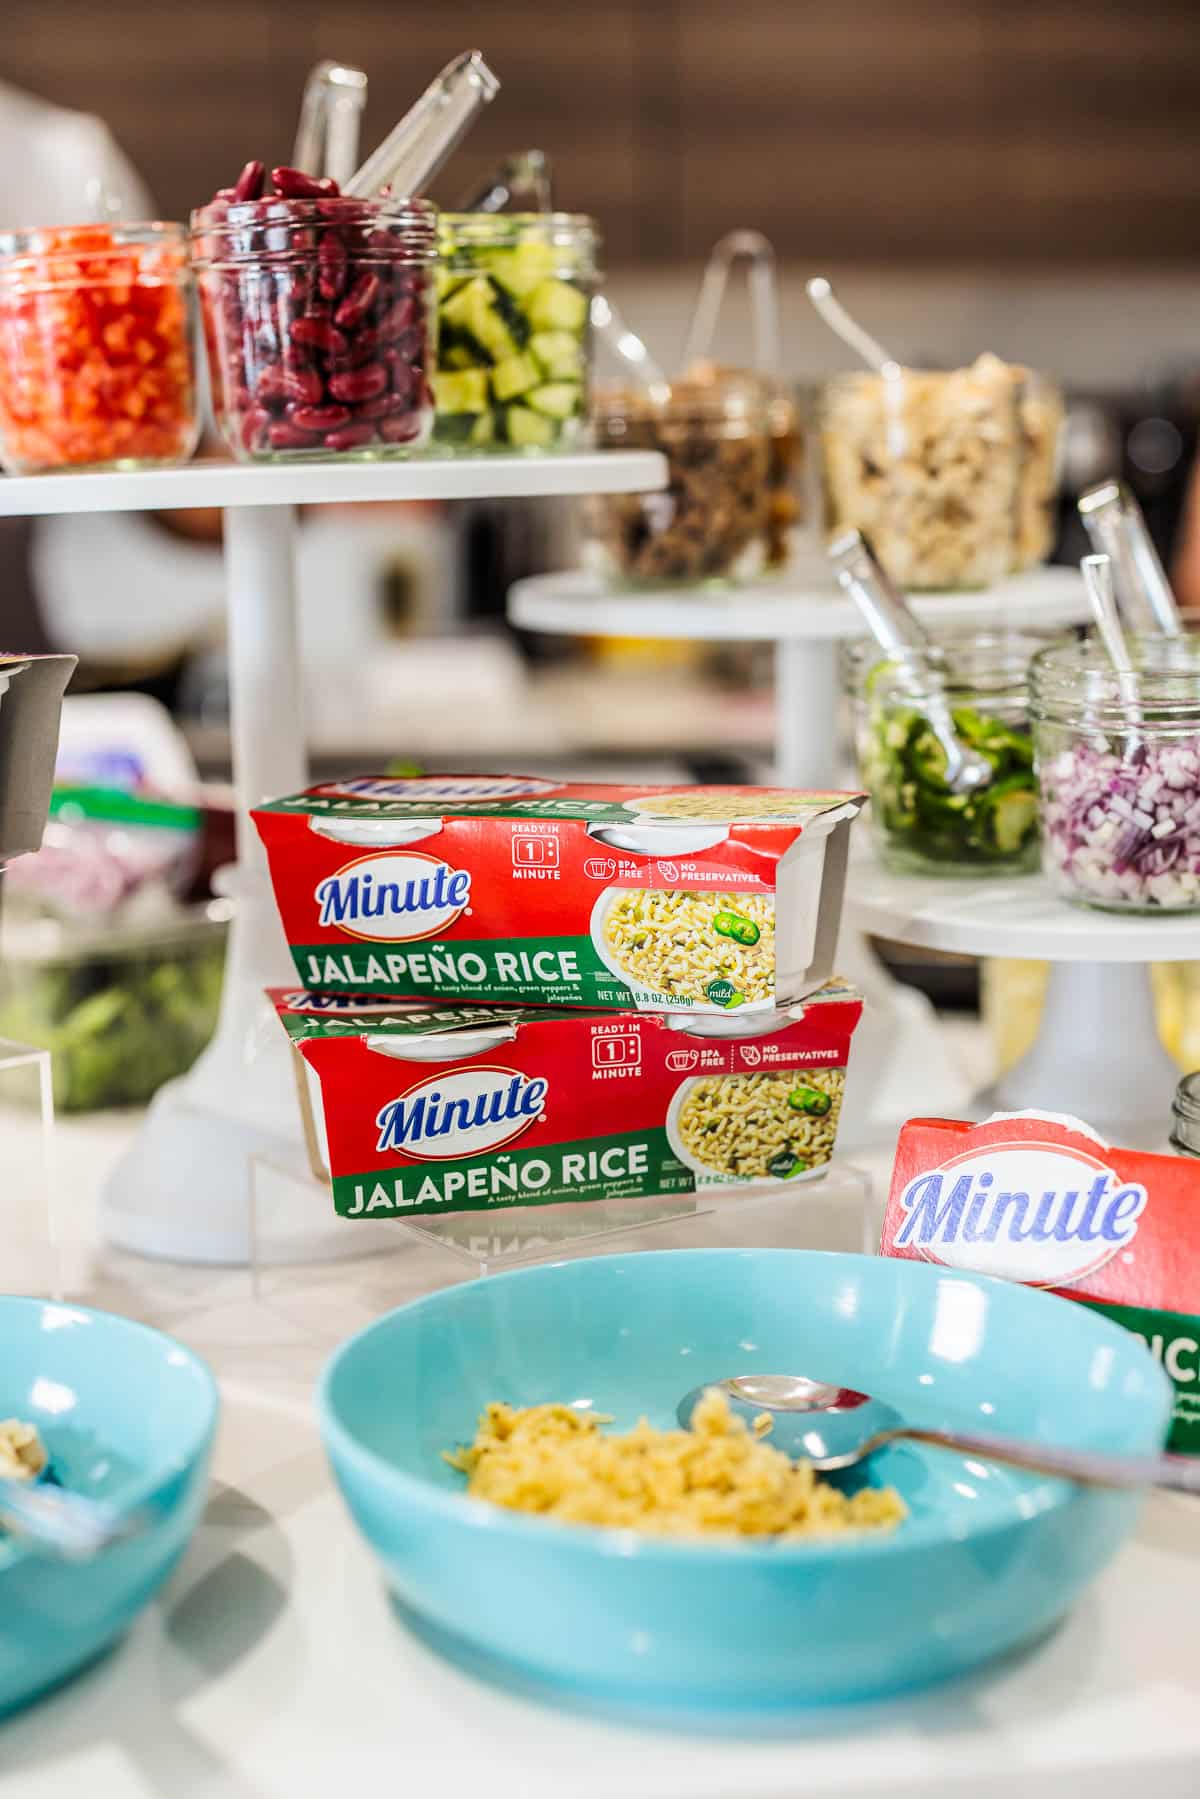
[844,630,1048,877]
[434,214,598,452]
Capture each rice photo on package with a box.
[603,889,775,1006]
[678,1066,846,1180]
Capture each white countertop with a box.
[3,1099,1200,1799]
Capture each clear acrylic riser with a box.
[244,1152,875,1348]
[0,1037,56,1297]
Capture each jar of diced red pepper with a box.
[190,190,437,461]
[0,222,199,475]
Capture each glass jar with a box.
[585,372,774,586]
[1014,368,1064,572]
[1031,635,1200,913]
[685,358,803,570]
[1170,1071,1200,1156]
[190,197,436,461]
[845,630,1044,875]
[820,355,1050,591]
[433,212,598,452]
[0,222,198,474]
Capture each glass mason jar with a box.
[1031,635,1200,913]
[585,371,774,586]
[190,197,437,461]
[0,222,198,475]
[821,355,1057,591]
[1170,1071,1200,1156]
[433,212,598,452]
[683,358,803,570]
[845,630,1044,875]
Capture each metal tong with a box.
[292,61,369,187]
[1078,479,1183,638]
[344,51,500,200]
[830,530,993,794]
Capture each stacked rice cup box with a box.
[253,774,869,1220]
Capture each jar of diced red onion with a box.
[1030,635,1200,913]
[190,194,436,461]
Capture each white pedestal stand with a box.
[508,558,1090,1150]
[509,557,1088,788]
[0,454,666,1263]
[848,861,1197,1147]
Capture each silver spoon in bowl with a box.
[677,1375,1200,1494]
[1,1464,148,1560]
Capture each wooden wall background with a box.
[7,0,1200,267]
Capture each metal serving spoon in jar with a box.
[677,1375,1200,1494]
[829,528,994,795]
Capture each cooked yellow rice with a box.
[603,888,775,1004]
[633,791,830,823]
[445,1388,906,1540]
[678,1066,845,1178]
[0,1418,46,1483]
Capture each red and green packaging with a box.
[271,981,863,1219]
[252,774,866,1013]
[880,1111,1200,1452]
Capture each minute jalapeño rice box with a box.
[271,981,863,1219]
[880,1110,1200,1452]
[252,774,867,1013]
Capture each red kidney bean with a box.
[214,186,237,202]
[342,328,381,368]
[256,364,323,408]
[353,390,407,421]
[289,403,352,432]
[290,317,347,356]
[268,420,323,449]
[384,348,416,399]
[380,411,423,444]
[334,272,380,331]
[328,363,388,403]
[377,297,418,341]
[324,423,377,451]
[317,236,347,301]
[232,160,266,204]
[241,407,272,450]
[271,167,340,199]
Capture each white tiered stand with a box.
[509,556,1090,787]
[848,861,1194,1147]
[0,453,667,1263]
[509,556,1094,1146]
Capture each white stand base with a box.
[980,961,1179,1149]
[100,505,318,1264]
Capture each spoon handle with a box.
[894,1425,1200,1494]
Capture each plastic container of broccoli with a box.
[0,907,227,1112]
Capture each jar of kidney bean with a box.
[190,192,437,461]
[0,222,199,475]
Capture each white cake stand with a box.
[0,452,666,1262]
[508,556,1089,787]
[848,860,1194,1146]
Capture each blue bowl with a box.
[320,1249,1171,1715]
[0,1297,217,1716]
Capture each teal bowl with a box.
[320,1249,1172,1717]
[0,1298,217,1716]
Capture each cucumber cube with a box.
[492,353,541,401]
[432,369,490,415]
[526,381,582,420]
[530,330,585,380]
[525,279,588,334]
[485,240,559,298]
[505,405,557,449]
